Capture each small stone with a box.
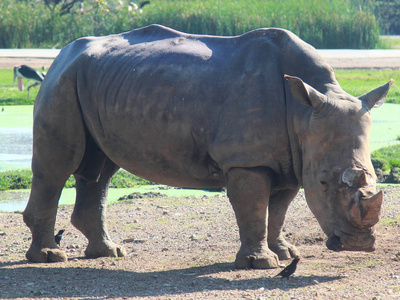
[123,238,136,243]
[312,279,319,284]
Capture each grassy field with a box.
[0,69,39,105]
[379,36,400,49]
[1,69,399,106]
[335,69,400,104]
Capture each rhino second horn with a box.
[342,167,368,187]
[350,191,383,228]
[361,190,383,227]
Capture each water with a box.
[0,127,32,212]
[0,127,32,171]
[0,190,30,212]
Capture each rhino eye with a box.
[320,181,328,192]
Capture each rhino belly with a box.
[82,110,225,188]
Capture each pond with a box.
[0,127,32,212]
[0,127,32,171]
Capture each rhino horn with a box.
[350,191,383,228]
[342,167,372,188]
[359,79,394,109]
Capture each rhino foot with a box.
[235,248,279,269]
[85,240,127,259]
[269,237,301,260]
[26,246,68,263]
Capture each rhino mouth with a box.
[326,228,376,252]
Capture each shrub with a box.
[110,170,155,188]
[372,144,400,183]
[372,0,400,34]
[371,157,390,172]
[0,169,32,191]
[0,169,153,191]
[390,168,400,183]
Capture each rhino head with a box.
[286,75,394,252]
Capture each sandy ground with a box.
[1,50,400,69]
[0,58,55,70]
[1,186,400,299]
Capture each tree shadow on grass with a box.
[0,260,343,298]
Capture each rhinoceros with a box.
[23,24,393,268]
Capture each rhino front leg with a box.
[268,188,301,260]
[226,167,279,269]
[71,158,126,259]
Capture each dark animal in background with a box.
[130,1,150,12]
[13,65,45,98]
[275,257,301,280]
[55,230,65,246]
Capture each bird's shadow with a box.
[0,259,343,298]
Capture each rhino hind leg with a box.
[71,142,126,259]
[267,189,301,260]
[23,176,70,263]
[23,97,86,263]
[226,167,279,269]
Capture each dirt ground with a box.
[0,58,54,69]
[1,53,400,69]
[1,185,400,300]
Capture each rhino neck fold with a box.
[284,81,306,187]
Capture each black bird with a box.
[139,1,150,8]
[13,65,45,98]
[275,257,301,280]
[130,1,150,12]
[55,229,65,246]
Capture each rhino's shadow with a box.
[0,260,342,298]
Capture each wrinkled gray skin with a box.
[23,25,393,268]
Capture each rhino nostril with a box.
[320,181,328,192]
[326,235,343,251]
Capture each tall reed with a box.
[0,0,380,49]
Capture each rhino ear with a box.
[359,79,394,109]
[284,75,327,109]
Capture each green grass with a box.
[372,144,400,169]
[0,69,39,105]
[0,169,153,191]
[379,36,400,49]
[0,169,32,191]
[335,69,400,104]
[0,105,33,127]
